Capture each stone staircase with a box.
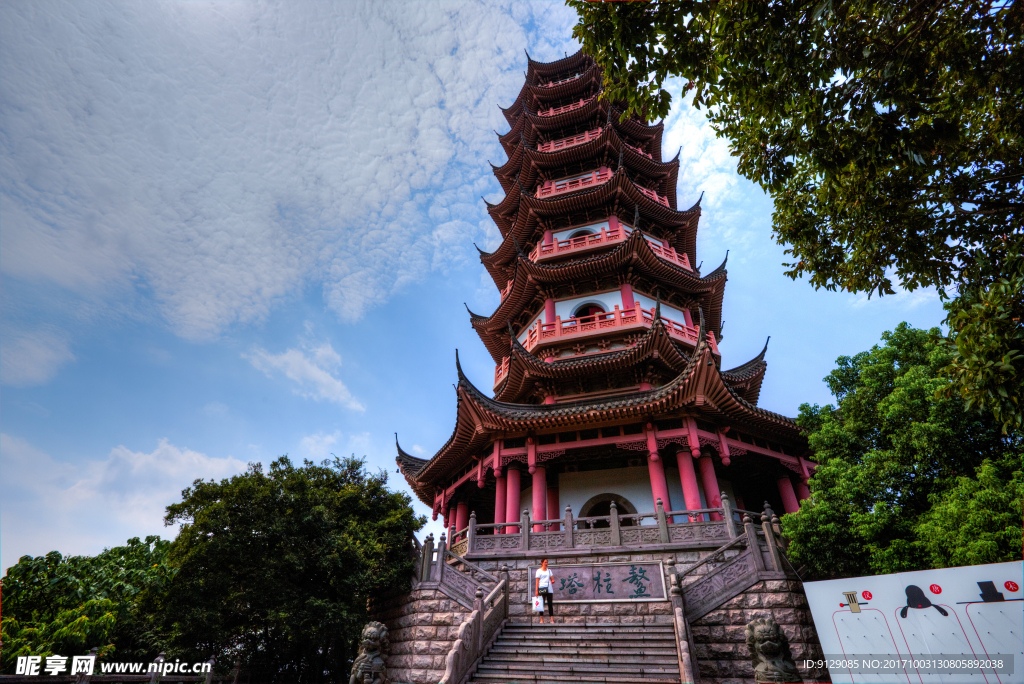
[467,622,681,684]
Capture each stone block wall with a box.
[690,579,831,684]
[367,584,470,684]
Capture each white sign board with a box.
[804,561,1023,684]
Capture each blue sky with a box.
[0,1,947,573]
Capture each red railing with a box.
[538,95,596,117]
[536,167,611,198]
[636,185,670,207]
[537,127,603,153]
[499,279,514,301]
[540,73,581,88]
[519,303,719,355]
[494,356,511,387]
[623,141,652,159]
[529,225,692,270]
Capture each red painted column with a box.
[777,476,800,513]
[455,501,469,539]
[645,424,673,522]
[445,503,455,534]
[675,449,702,518]
[543,395,556,404]
[544,298,556,324]
[639,381,653,391]
[795,479,811,501]
[620,282,635,311]
[543,229,553,246]
[682,308,694,328]
[505,467,521,534]
[698,455,723,521]
[546,481,560,532]
[494,474,507,533]
[531,466,547,532]
[608,214,620,232]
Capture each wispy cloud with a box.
[1,434,247,570]
[1,1,579,346]
[300,430,341,459]
[244,342,364,411]
[1,327,75,387]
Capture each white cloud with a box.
[1,327,75,386]
[0,2,579,343]
[244,342,364,411]
[300,430,341,458]
[0,433,247,571]
[411,444,426,455]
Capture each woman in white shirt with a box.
[534,558,555,623]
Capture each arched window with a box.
[579,493,637,527]
[569,229,594,240]
[572,302,606,319]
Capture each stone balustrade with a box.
[447,498,758,559]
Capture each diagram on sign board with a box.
[804,561,1023,684]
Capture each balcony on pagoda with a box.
[636,185,670,207]
[535,167,611,199]
[539,72,582,88]
[536,127,603,153]
[519,301,720,357]
[622,140,653,159]
[529,219,692,269]
[537,95,596,117]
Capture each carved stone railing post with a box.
[743,514,766,571]
[149,653,165,684]
[564,506,574,548]
[656,498,670,543]
[500,564,510,616]
[474,588,485,652]
[450,524,457,542]
[420,534,435,582]
[772,512,788,551]
[202,658,215,684]
[669,575,697,684]
[721,492,737,538]
[609,501,622,546]
[761,504,782,571]
[520,510,531,550]
[467,512,477,552]
[435,533,448,579]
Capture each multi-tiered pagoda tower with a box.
[397,49,815,545]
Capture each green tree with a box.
[783,323,1023,580]
[153,456,423,684]
[1,537,174,672]
[569,0,1024,426]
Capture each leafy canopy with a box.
[1,537,174,672]
[784,323,1023,580]
[569,0,1023,428]
[153,456,424,684]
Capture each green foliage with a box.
[783,323,1023,580]
[0,537,173,671]
[1,600,118,669]
[153,456,424,684]
[569,0,1024,427]
[943,248,1024,433]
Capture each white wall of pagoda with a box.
[516,466,741,523]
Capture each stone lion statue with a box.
[745,617,802,683]
[349,621,389,684]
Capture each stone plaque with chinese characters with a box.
[528,562,666,602]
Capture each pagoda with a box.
[377,50,831,684]
[397,50,815,536]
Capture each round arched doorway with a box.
[578,493,637,527]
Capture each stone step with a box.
[477,663,679,679]
[488,646,679,658]
[494,636,677,648]
[503,624,674,634]
[481,653,679,666]
[469,673,680,684]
